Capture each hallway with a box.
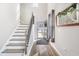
[0,3,79,56]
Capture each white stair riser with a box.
[5,46,25,49]
[18,25,28,26]
[8,41,25,43]
[0,53,24,56]
[11,37,26,38]
[16,27,28,29]
[12,33,25,35]
[16,30,26,31]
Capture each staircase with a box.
[0,24,29,56]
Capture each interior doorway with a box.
[47,10,55,42]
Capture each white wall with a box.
[33,3,48,22]
[48,3,79,56]
[20,3,48,24]
[20,3,33,24]
[0,4,19,50]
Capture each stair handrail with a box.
[25,14,34,54]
